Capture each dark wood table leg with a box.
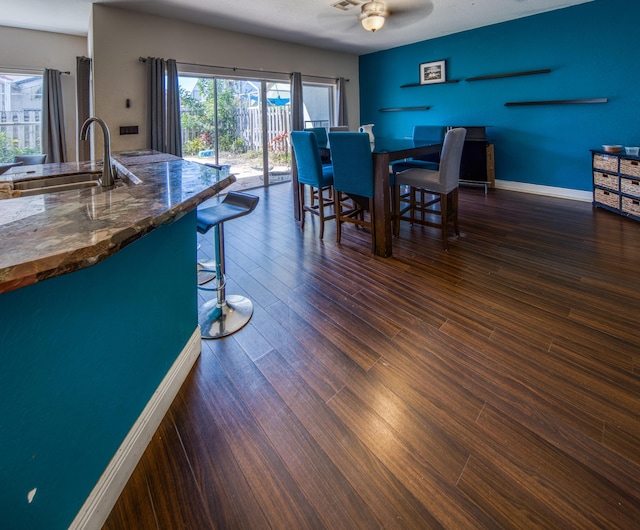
[373,152,392,257]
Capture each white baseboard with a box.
[69,327,202,530]
[494,179,592,202]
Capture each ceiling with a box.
[1,0,593,55]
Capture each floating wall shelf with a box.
[400,80,460,88]
[466,68,551,82]
[379,106,431,112]
[505,98,608,107]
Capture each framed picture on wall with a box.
[420,60,446,85]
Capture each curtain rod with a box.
[138,57,348,82]
[0,66,70,74]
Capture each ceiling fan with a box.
[359,2,388,32]
[330,0,434,33]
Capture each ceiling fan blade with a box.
[385,0,434,28]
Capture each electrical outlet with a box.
[119,126,139,135]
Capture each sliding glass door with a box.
[179,73,337,190]
[179,76,292,189]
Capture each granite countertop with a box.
[0,150,235,294]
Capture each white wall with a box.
[0,26,87,161]
[90,4,361,153]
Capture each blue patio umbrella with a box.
[268,96,290,106]
[267,86,290,106]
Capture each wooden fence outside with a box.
[182,106,292,153]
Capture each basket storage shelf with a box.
[591,149,640,222]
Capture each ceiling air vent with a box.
[331,0,361,11]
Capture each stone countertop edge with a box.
[0,153,236,295]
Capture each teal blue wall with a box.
[359,0,639,191]
[0,211,198,529]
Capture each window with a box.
[0,73,43,163]
[302,84,334,129]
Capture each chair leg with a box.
[310,185,316,208]
[299,183,306,230]
[410,186,417,225]
[393,184,400,237]
[318,186,325,240]
[369,197,376,254]
[452,188,460,236]
[335,192,342,243]
[440,192,448,250]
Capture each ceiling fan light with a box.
[362,14,385,32]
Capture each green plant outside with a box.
[0,131,39,163]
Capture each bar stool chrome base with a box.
[198,294,253,339]
[197,259,217,285]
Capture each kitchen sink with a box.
[7,170,135,198]
[13,172,102,194]
[116,150,155,157]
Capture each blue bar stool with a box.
[197,162,227,286]
[197,191,259,338]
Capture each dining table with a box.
[371,137,442,257]
[291,136,442,258]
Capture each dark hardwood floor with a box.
[104,183,640,529]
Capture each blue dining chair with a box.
[391,125,446,174]
[304,127,328,149]
[290,131,335,239]
[328,131,379,252]
[305,127,330,163]
[14,154,47,165]
[394,127,467,249]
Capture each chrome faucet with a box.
[80,117,115,187]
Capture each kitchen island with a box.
[0,152,234,529]
[0,151,234,294]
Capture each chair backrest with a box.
[328,132,375,199]
[304,127,328,149]
[412,126,446,143]
[438,127,467,192]
[14,154,47,165]
[0,162,23,175]
[291,131,325,187]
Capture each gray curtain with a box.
[76,56,91,161]
[291,72,304,132]
[147,57,166,152]
[291,72,304,221]
[42,69,67,163]
[147,57,182,155]
[166,59,182,157]
[336,77,348,127]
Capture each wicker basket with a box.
[621,177,640,197]
[593,154,619,173]
[594,188,620,209]
[620,159,640,178]
[622,196,640,217]
[594,171,618,191]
